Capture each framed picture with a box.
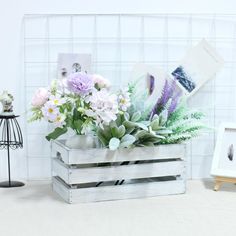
[130,63,182,107]
[211,123,236,178]
[57,53,91,79]
[171,39,224,97]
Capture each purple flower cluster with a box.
[149,78,182,120]
[67,72,94,96]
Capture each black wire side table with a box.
[0,115,24,187]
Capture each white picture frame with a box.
[211,122,236,178]
[57,53,91,80]
[171,39,224,97]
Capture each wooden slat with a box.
[52,177,70,202]
[51,140,69,162]
[52,158,185,184]
[52,176,186,204]
[52,140,185,164]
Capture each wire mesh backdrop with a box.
[22,14,236,180]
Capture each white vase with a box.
[65,134,97,149]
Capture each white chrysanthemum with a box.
[49,95,66,106]
[54,114,66,127]
[117,88,131,112]
[85,89,118,127]
[42,101,59,122]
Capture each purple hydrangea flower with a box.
[67,72,94,96]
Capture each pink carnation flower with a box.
[31,88,49,107]
[92,74,111,89]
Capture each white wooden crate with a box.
[51,140,186,204]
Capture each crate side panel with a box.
[52,158,185,184]
[52,177,71,203]
[69,180,186,203]
[65,144,186,164]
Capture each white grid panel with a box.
[23,14,236,180]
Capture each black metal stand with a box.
[0,115,25,188]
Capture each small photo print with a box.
[172,66,196,93]
[57,53,91,79]
[171,39,224,96]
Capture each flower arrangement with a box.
[29,72,114,140]
[30,71,205,149]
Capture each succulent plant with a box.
[97,108,174,150]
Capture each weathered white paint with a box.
[51,140,186,203]
[52,158,185,184]
[51,140,186,164]
[52,176,186,204]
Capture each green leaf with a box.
[150,117,160,131]
[117,125,126,138]
[123,121,148,131]
[131,111,141,122]
[135,130,148,139]
[156,129,172,135]
[102,126,112,140]
[73,119,83,133]
[115,114,122,126]
[46,127,68,141]
[124,112,130,121]
[111,125,125,138]
[97,129,109,146]
[123,120,135,129]
[126,126,135,134]
[120,134,136,148]
[134,122,148,131]
[73,107,80,119]
[141,142,155,147]
[109,137,120,150]
[111,126,119,138]
[159,109,168,126]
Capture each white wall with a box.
[0,0,236,181]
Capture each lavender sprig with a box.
[168,90,182,117]
[150,78,181,120]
